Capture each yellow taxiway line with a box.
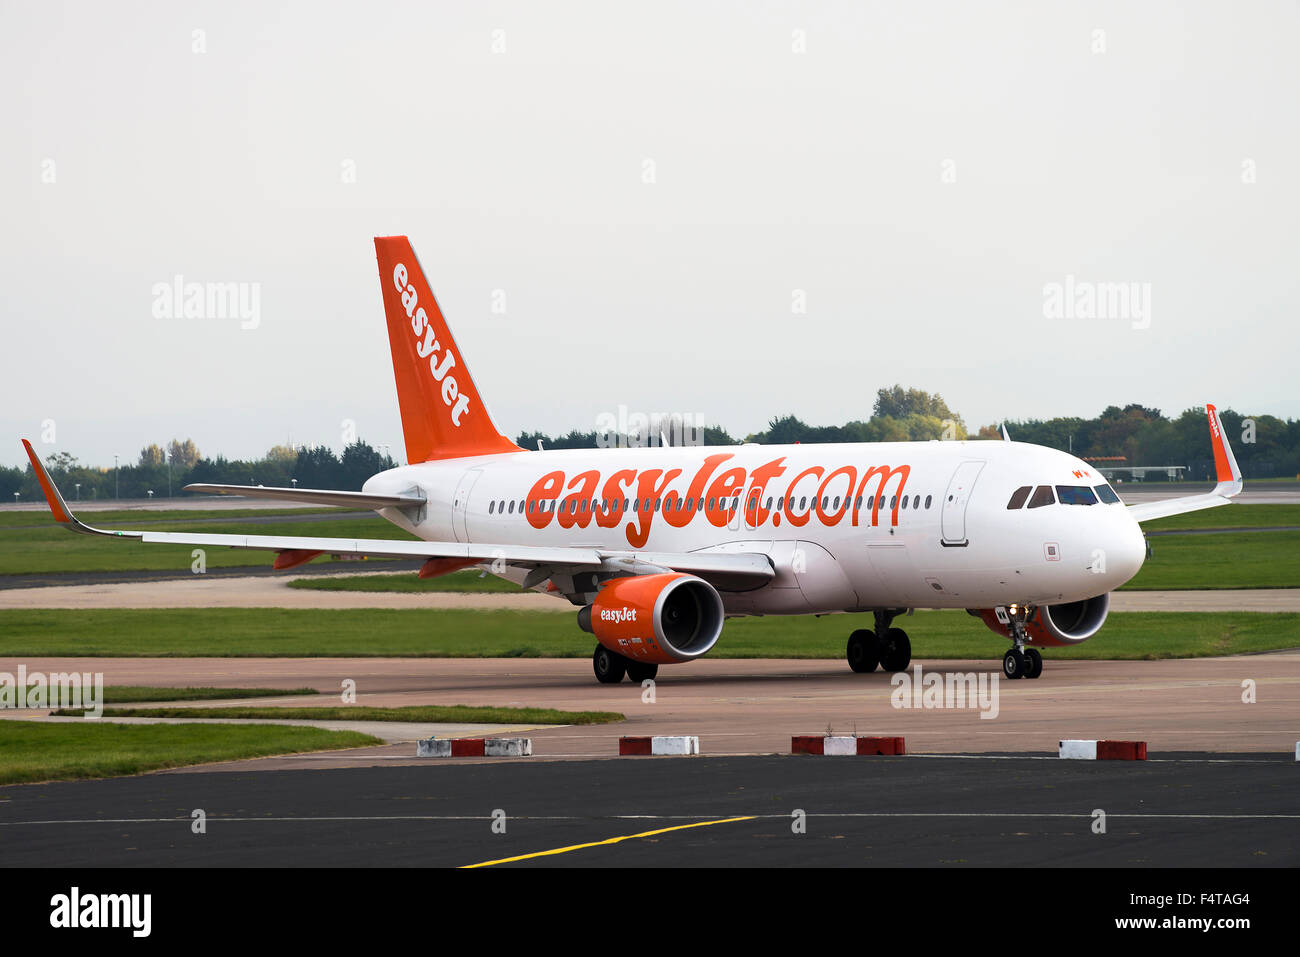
[460,816,757,868]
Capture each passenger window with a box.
[1006,486,1032,510]
[686,497,694,510]
[889,495,897,509]
[1094,484,1121,504]
[1027,486,1055,508]
[855,495,863,509]
[708,497,716,510]
[924,495,931,509]
[866,495,874,509]
[508,501,515,514]
[799,497,807,510]
[1056,486,1098,506]
[489,501,495,514]
[528,501,535,514]
[900,496,908,510]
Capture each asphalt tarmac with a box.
[1,755,1295,867]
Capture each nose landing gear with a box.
[998,605,1043,679]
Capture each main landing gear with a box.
[1000,605,1043,680]
[592,645,659,685]
[845,610,912,674]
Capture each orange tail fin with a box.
[374,236,520,463]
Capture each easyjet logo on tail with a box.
[393,262,470,428]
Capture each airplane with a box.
[21,236,1244,683]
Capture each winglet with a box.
[19,440,141,539]
[21,439,74,525]
[1125,404,1243,523]
[1206,404,1243,496]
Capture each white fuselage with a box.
[365,440,1147,614]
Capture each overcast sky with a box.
[3,1,1297,469]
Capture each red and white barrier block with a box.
[1058,739,1147,760]
[792,736,906,756]
[417,737,532,757]
[619,736,700,756]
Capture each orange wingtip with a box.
[1205,405,1233,484]
[20,439,71,524]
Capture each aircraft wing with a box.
[1125,405,1244,523]
[183,483,425,510]
[20,441,774,584]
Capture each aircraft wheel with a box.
[1023,648,1043,679]
[593,645,627,684]
[846,629,880,673]
[626,661,659,683]
[879,628,912,672]
[1003,648,1026,680]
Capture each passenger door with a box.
[941,460,985,546]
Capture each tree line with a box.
[4,389,1296,502]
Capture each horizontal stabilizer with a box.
[183,484,425,510]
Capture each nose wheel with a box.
[1002,647,1043,679]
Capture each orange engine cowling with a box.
[578,573,725,664]
[972,594,1110,647]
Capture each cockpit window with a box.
[1006,486,1032,509]
[1094,483,1121,504]
[1056,485,1099,506]
[1027,485,1055,508]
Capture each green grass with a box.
[0,607,1296,660]
[288,570,519,593]
[0,506,335,529]
[0,513,410,575]
[1122,530,1300,590]
[57,704,624,724]
[0,720,381,785]
[1139,504,1300,532]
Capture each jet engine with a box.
[578,573,725,664]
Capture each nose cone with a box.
[1106,514,1147,587]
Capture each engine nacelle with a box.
[972,593,1110,647]
[578,573,725,664]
